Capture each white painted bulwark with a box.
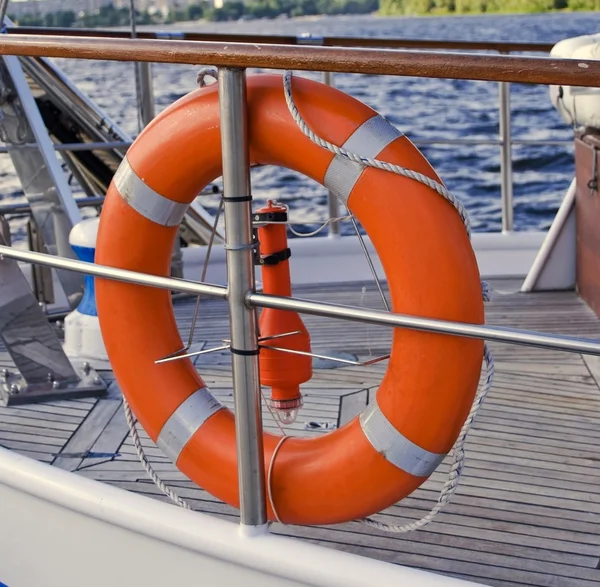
[183,231,546,287]
[0,447,483,586]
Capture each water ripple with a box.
[2,11,599,235]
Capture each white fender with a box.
[549,33,600,128]
[63,216,110,368]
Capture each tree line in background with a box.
[8,0,599,27]
[380,0,600,15]
[9,0,378,28]
[212,0,379,21]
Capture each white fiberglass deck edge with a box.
[185,231,547,286]
[0,447,483,587]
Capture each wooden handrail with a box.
[7,27,555,54]
[0,34,597,86]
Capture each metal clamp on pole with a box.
[218,67,267,528]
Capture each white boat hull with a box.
[0,447,483,587]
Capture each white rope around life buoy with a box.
[123,397,192,510]
[267,435,289,524]
[282,71,472,237]
[197,66,218,88]
[360,342,494,533]
[127,67,496,531]
[280,69,496,533]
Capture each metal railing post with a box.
[499,76,514,233]
[129,0,155,129]
[136,62,156,127]
[322,70,340,238]
[218,67,267,527]
[0,0,9,25]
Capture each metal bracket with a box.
[0,232,106,406]
[0,359,106,407]
[337,388,371,428]
[0,52,84,308]
[27,216,55,305]
[257,247,291,267]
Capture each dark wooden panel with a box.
[576,131,600,318]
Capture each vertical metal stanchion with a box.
[0,0,9,25]
[218,67,267,527]
[129,0,155,130]
[499,78,514,233]
[322,70,341,238]
[136,61,156,128]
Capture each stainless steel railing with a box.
[0,141,131,153]
[1,244,600,355]
[312,44,567,235]
[0,36,595,527]
[1,29,571,236]
[319,68,561,235]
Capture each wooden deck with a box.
[2,278,600,587]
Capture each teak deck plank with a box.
[2,278,600,586]
[52,398,122,471]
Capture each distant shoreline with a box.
[380,10,591,17]
[378,0,599,19]
[9,3,599,29]
[168,9,598,28]
[167,9,596,28]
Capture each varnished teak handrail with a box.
[0,34,598,86]
[7,27,556,53]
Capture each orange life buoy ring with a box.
[96,74,484,526]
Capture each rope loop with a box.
[281,70,496,533]
[123,398,192,510]
[197,66,218,88]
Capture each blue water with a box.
[6,11,600,234]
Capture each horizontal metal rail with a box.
[0,140,131,154]
[0,133,566,152]
[0,196,105,216]
[411,138,571,147]
[249,292,600,355]
[2,244,600,357]
[0,35,598,86]
[6,27,556,54]
[50,140,130,152]
[512,139,571,146]
[0,245,228,299]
